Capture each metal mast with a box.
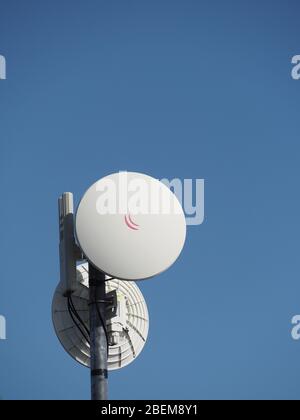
[88,263,108,400]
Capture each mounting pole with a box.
[88,263,108,400]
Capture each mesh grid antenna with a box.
[52,263,149,371]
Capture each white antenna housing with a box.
[58,193,82,296]
[75,172,187,281]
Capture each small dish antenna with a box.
[54,172,187,400]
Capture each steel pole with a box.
[88,263,108,400]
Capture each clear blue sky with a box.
[1,0,300,400]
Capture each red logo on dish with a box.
[124,214,140,231]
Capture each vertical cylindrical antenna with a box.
[89,263,108,400]
[58,192,77,296]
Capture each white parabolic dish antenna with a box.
[52,263,149,371]
[75,172,187,281]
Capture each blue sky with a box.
[1,0,300,400]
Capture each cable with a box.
[67,298,90,344]
[69,295,90,338]
[68,296,90,339]
[66,294,109,355]
[67,296,90,345]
